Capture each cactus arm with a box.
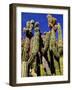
[43,32,50,53]
[57,23,63,56]
[28,28,40,65]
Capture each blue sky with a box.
[21,12,63,40]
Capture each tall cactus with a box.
[47,15,61,75]
[41,32,51,75]
[57,23,63,56]
[28,22,40,76]
[28,22,40,64]
[57,23,63,75]
[21,20,33,77]
[49,28,60,75]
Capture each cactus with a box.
[27,22,40,76]
[41,32,51,75]
[57,23,63,56]
[28,22,40,65]
[21,15,63,77]
[57,23,63,75]
[21,20,33,77]
[47,15,61,75]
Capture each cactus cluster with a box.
[21,15,63,77]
